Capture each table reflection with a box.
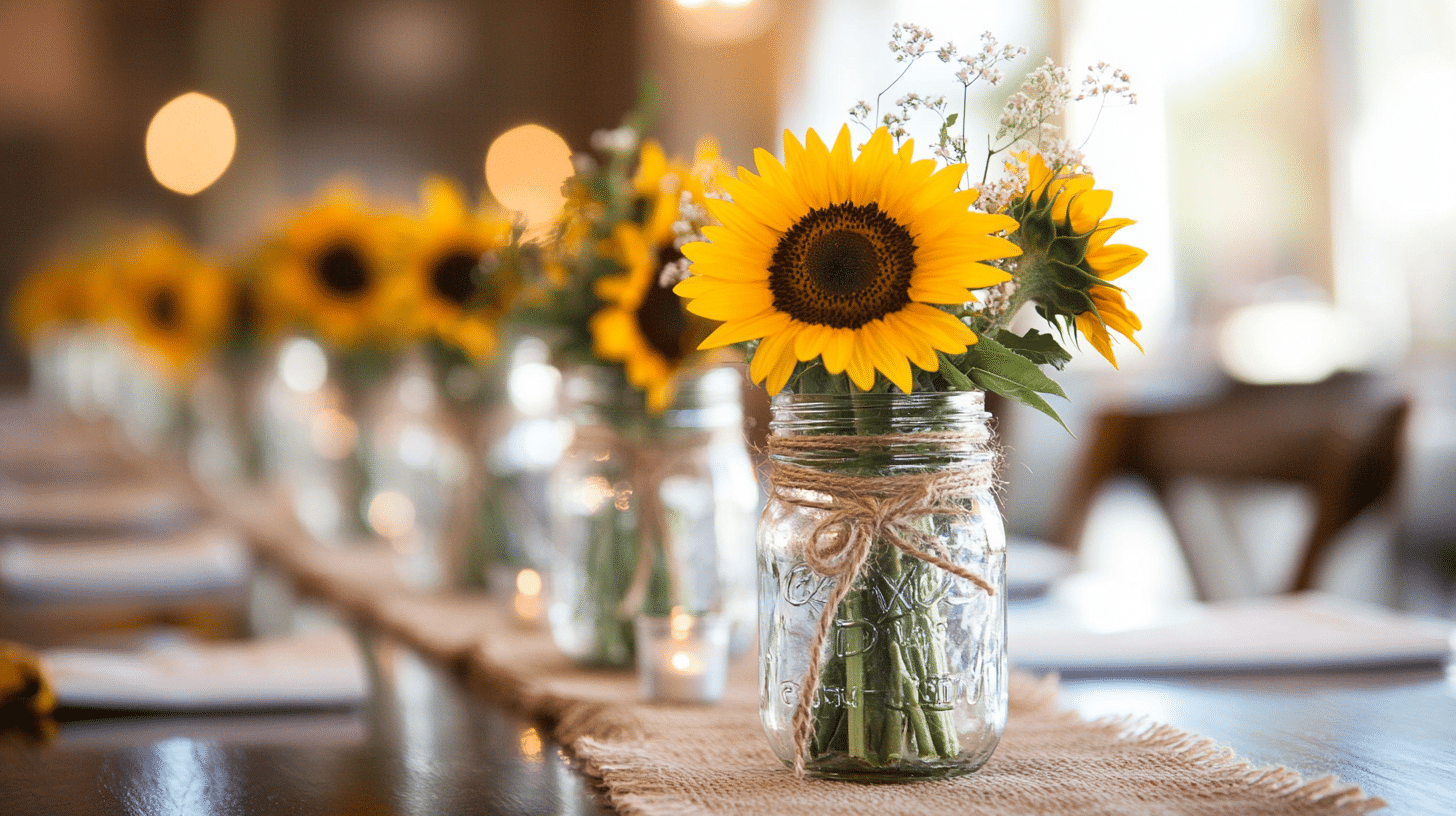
[0,566,613,816]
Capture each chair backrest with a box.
[1050,374,1410,600]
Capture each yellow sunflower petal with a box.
[696,309,792,348]
[1076,311,1118,368]
[844,341,876,391]
[750,323,798,388]
[1087,243,1147,281]
[1067,189,1113,234]
[680,279,775,320]
[820,327,855,374]
[863,320,914,393]
[826,125,854,204]
[720,174,798,233]
[793,321,832,362]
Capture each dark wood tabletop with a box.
[6,562,1453,815]
[1058,663,1456,815]
[0,565,615,816]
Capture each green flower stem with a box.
[802,389,964,769]
[578,479,675,666]
[843,590,867,760]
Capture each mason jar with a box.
[547,365,758,667]
[758,390,1006,781]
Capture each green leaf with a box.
[970,368,1072,435]
[944,112,958,127]
[969,336,1068,399]
[994,328,1073,371]
[935,351,975,391]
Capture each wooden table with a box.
[4,563,1452,815]
[0,567,614,816]
[1058,663,1456,815]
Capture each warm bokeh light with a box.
[670,608,693,640]
[519,727,543,760]
[310,408,359,460]
[484,123,574,226]
[368,490,416,539]
[516,568,542,597]
[665,0,772,43]
[145,92,236,195]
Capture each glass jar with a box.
[759,390,1006,782]
[466,336,568,597]
[548,365,758,667]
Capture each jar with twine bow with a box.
[759,389,1006,781]
[547,365,759,667]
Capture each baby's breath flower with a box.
[970,154,1030,215]
[889,22,933,61]
[954,32,1026,88]
[657,256,692,289]
[997,58,1073,140]
[1076,62,1137,104]
[590,126,637,154]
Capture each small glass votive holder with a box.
[491,565,546,628]
[634,610,731,704]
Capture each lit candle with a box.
[497,566,543,627]
[635,609,731,703]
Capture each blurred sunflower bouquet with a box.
[491,120,760,664]
[252,180,521,553]
[507,121,729,412]
[673,25,1143,775]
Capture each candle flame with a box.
[670,608,693,640]
[516,568,542,597]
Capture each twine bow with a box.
[767,434,997,777]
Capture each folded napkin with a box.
[41,627,370,711]
[1010,591,1453,673]
[0,478,198,530]
[1,524,251,598]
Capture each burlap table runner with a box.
[215,488,1385,816]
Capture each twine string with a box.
[766,433,997,777]
[572,426,709,620]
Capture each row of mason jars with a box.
[29,324,1008,781]
[26,323,762,664]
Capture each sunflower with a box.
[394,177,516,361]
[9,259,95,344]
[588,221,713,412]
[268,185,401,349]
[1007,153,1145,367]
[113,232,229,375]
[631,137,725,244]
[673,125,1021,394]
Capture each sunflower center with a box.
[148,286,180,331]
[768,202,916,329]
[230,283,258,334]
[316,243,370,298]
[429,249,480,307]
[634,245,689,362]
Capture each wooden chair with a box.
[1049,374,1410,600]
